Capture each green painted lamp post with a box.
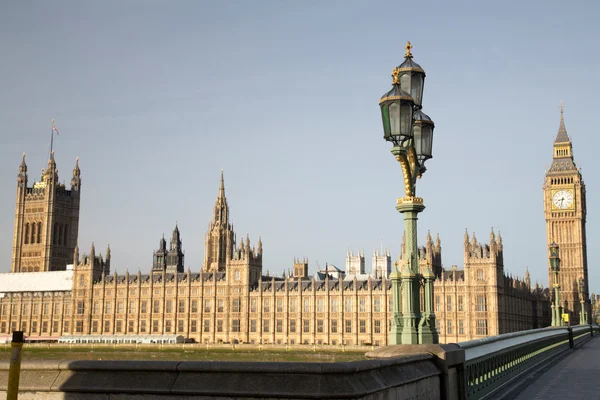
[549,243,563,327]
[578,277,587,325]
[379,42,438,345]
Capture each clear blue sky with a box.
[1,1,599,291]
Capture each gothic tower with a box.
[203,170,235,272]
[166,224,184,273]
[152,235,168,274]
[11,152,81,272]
[345,249,365,276]
[399,231,443,276]
[372,249,391,279]
[293,257,309,279]
[543,104,589,321]
[463,229,504,335]
[152,224,185,274]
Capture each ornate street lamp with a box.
[549,243,562,326]
[380,42,437,345]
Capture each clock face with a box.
[552,190,573,209]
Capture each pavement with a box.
[513,336,600,399]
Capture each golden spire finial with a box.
[560,100,564,116]
[391,67,400,84]
[405,41,413,58]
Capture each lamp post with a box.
[578,277,587,325]
[549,243,562,327]
[379,42,437,345]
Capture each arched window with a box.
[58,224,63,246]
[32,222,37,244]
[37,222,42,243]
[63,225,69,246]
[24,223,30,245]
[477,269,484,281]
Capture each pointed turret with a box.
[555,102,570,144]
[105,243,111,273]
[74,244,79,265]
[152,233,168,274]
[549,102,577,173]
[435,233,441,250]
[71,157,81,190]
[17,153,28,187]
[170,224,181,251]
[204,171,235,272]
[219,168,225,198]
[90,242,96,269]
[45,150,58,184]
[212,169,229,225]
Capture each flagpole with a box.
[50,119,54,155]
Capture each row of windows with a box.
[82,297,392,316]
[52,223,69,246]
[248,319,384,334]
[1,303,71,316]
[23,222,43,245]
[550,177,573,185]
[2,317,490,338]
[434,295,487,312]
[1,320,74,334]
[1,318,389,336]
[3,295,490,319]
[436,319,488,336]
[250,298,388,313]
[1,297,392,319]
[85,319,387,335]
[553,149,571,158]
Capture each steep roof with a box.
[554,105,570,143]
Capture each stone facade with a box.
[1,157,551,344]
[543,107,590,321]
[11,153,80,273]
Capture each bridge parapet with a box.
[459,324,599,399]
[0,325,597,399]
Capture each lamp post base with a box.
[397,198,426,345]
[401,314,419,344]
[418,325,435,344]
[388,270,404,345]
[389,321,403,345]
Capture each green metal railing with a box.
[459,324,599,399]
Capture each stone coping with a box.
[0,354,441,399]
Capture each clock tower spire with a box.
[543,103,589,323]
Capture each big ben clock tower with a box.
[543,103,589,323]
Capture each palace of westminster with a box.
[0,109,592,345]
